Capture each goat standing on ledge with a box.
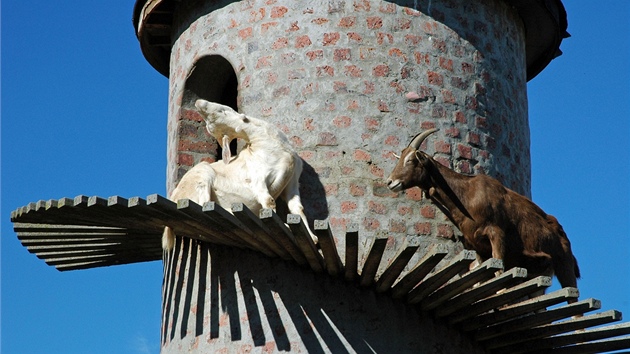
[386,128,580,290]
[162,99,318,250]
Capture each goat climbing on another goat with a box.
[162,99,318,250]
[386,128,580,291]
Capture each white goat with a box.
[162,99,318,250]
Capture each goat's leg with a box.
[554,236,579,288]
[280,175,318,244]
[484,225,506,261]
[553,251,578,292]
[254,190,276,210]
[252,184,276,211]
[479,225,507,279]
[248,175,277,210]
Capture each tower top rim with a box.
[132,0,568,81]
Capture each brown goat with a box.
[386,128,580,290]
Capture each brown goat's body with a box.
[427,163,579,287]
[387,134,580,290]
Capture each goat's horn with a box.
[409,128,439,150]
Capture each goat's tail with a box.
[162,226,175,251]
[574,255,581,279]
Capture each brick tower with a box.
[133,0,568,352]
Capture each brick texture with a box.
[162,0,529,352]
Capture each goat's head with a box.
[195,99,249,144]
[386,128,439,193]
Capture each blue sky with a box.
[1,1,628,353]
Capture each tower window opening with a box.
[182,55,238,160]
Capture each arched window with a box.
[182,55,238,159]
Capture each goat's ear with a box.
[416,151,431,165]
